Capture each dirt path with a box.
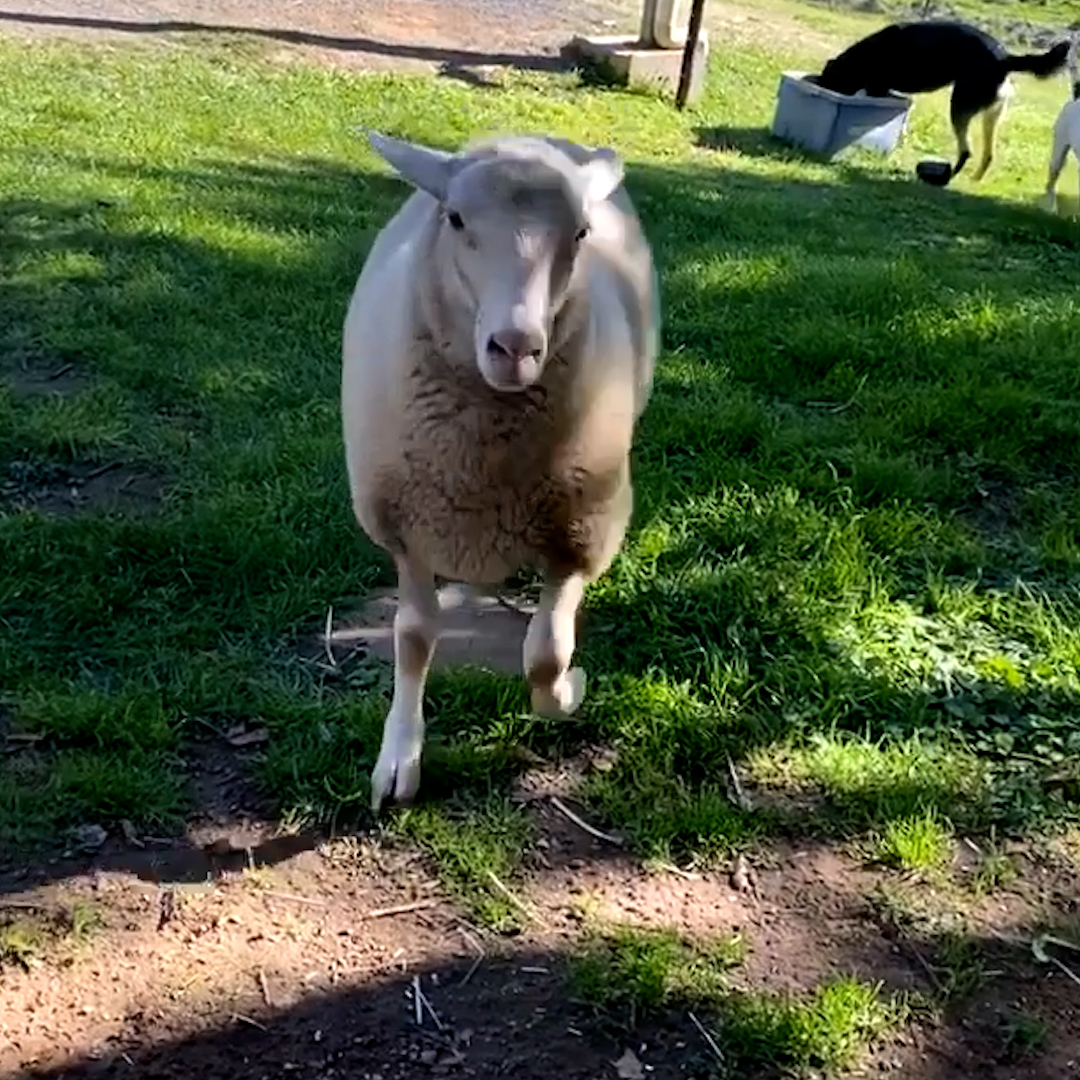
[0,0,845,77]
[0,0,638,75]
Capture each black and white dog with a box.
[818,20,1069,183]
[1043,37,1080,215]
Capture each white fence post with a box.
[639,0,688,50]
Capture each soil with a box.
[0,0,638,77]
[3,3,1080,1078]
[1,459,164,516]
[3,746,1079,1079]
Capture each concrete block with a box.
[565,32,710,104]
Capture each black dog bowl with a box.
[916,159,952,186]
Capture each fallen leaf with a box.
[226,727,269,747]
[731,852,756,894]
[120,819,144,847]
[613,1048,645,1080]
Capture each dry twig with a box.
[232,1013,267,1031]
[486,871,543,926]
[457,924,486,987]
[324,605,335,667]
[549,796,622,845]
[411,974,423,1026]
[413,976,445,1030]
[908,945,944,993]
[258,968,273,1007]
[362,898,439,920]
[263,890,326,907]
[725,753,751,811]
[688,1010,725,1065]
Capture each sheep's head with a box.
[366,129,624,392]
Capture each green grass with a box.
[1000,1010,1051,1062]
[570,924,747,1020]
[0,900,103,970]
[874,810,953,872]
[395,798,534,931]
[0,0,1079,950]
[570,923,904,1076]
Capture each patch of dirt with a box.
[5,779,1080,1079]
[1,459,164,516]
[314,584,538,676]
[0,0,638,77]
[0,0,850,80]
[4,352,91,400]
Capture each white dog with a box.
[1043,37,1080,215]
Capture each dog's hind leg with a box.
[948,101,977,178]
[972,81,1013,181]
[950,78,1003,179]
[1042,134,1069,213]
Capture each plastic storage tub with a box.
[771,72,912,159]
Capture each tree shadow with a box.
[9,897,1078,1080]
[2,147,1079,884]
[694,123,806,160]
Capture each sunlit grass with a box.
[873,811,952,872]
[569,922,905,1076]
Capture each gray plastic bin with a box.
[771,71,912,159]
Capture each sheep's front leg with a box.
[524,571,587,718]
[370,556,439,811]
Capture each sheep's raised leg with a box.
[370,556,439,811]
[524,571,587,718]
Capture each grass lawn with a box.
[2,1,1080,1073]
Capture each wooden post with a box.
[675,0,707,109]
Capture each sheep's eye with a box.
[574,225,590,243]
[447,210,465,231]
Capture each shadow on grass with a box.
[2,147,1080,885]
[694,123,801,159]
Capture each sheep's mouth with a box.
[482,342,544,391]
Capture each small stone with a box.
[71,824,108,853]
[419,1049,438,1065]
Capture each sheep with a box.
[1043,37,1080,216]
[341,129,661,811]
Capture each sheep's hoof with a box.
[370,749,421,812]
[531,666,587,719]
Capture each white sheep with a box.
[341,129,660,811]
[1043,37,1080,216]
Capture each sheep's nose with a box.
[487,328,545,363]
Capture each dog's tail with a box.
[1002,39,1070,79]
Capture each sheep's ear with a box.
[364,129,456,201]
[578,148,624,205]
